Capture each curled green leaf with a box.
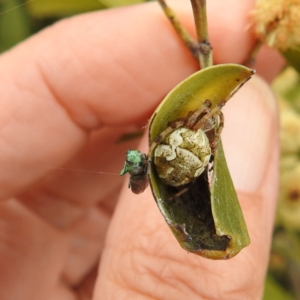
[148,64,253,259]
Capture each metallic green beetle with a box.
[120,149,148,194]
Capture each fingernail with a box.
[222,75,278,193]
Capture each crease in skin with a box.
[121,247,255,300]
[18,190,86,228]
[45,36,109,130]
[139,262,201,299]
[34,54,92,134]
[32,19,109,130]
[21,7,197,127]
[1,41,88,142]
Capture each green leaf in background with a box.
[99,0,145,8]
[26,0,105,18]
[282,47,300,75]
[263,276,294,300]
[26,0,146,18]
[0,0,31,52]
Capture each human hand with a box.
[0,1,285,299]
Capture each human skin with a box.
[0,0,285,299]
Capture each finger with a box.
[95,76,278,299]
[0,0,284,200]
[17,127,139,287]
[0,2,280,299]
[0,199,105,299]
[60,206,110,287]
[19,126,140,225]
[0,199,111,298]
[0,200,70,300]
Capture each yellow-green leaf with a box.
[26,0,104,18]
[99,0,145,7]
[263,276,294,300]
[211,140,250,258]
[148,64,253,259]
[149,64,254,143]
[0,0,31,52]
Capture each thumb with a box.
[95,76,278,299]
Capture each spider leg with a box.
[192,102,224,131]
[210,111,224,154]
[148,126,175,157]
[185,99,211,128]
[168,185,189,200]
[167,173,202,200]
[148,100,212,157]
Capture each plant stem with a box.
[157,0,199,59]
[190,0,213,68]
[245,40,262,67]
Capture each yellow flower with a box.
[252,0,300,51]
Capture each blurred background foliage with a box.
[0,0,146,52]
[265,67,300,300]
[1,0,300,299]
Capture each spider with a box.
[120,100,224,194]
